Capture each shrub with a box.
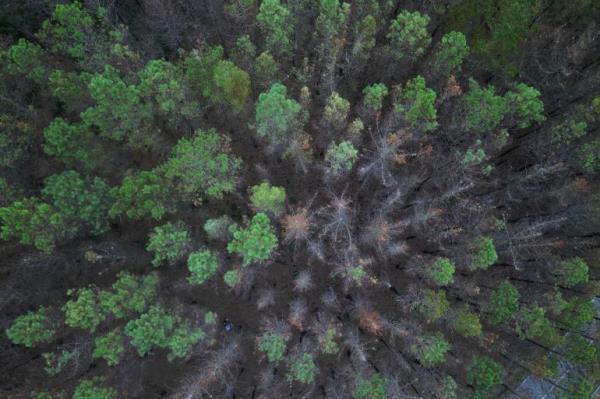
[258,332,287,362]
[485,281,519,325]
[471,236,497,270]
[162,129,242,200]
[146,222,191,267]
[223,269,241,287]
[319,327,339,354]
[93,328,125,366]
[287,353,317,384]
[429,257,455,286]
[6,306,55,347]
[410,334,450,367]
[204,215,234,240]
[187,250,220,285]
[227,213,278,265]
[249,181,286,215]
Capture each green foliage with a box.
[224,269,242,287]
[256,0,293,56]
[6,306,55,347]
[0,198,60,253]
[505,83,545,128]
[2,39,47,82]
[394,76,438,132]
[471,236,497,269]
[563,334,597,368]
[386,10,431,60]
[485,281,520,325]
[162,128,242,200]
[466,356,505,395]
[362,83,388,112]
[559,297,595,329]
[464,79,508,133]
[63,287,106,332]
[72,377,115,399]
[254,51,279,86]
[187,250,220,285]
[258,332,287,362]
[204,311,217,325]
[323,92,350,127]
[558,257,589,288]
[429,257,455,286]
[138,59,198,120]
[93,328,124,366]
[287,353,317,384]
[551,120,587,146]
[183,45,224,100]
[462,142,487,166]
[410,334,450,367]
[227,213,278,265]
[432,31,469,74]
[578,138,600,174]
[452,307,482,337]
[99,272,159,318]
[415,289,449,322]
[31,391,65,399]
[353,373,386,399]
[249,181,286,214]
[439,375,458,399]
[146,222,191,267]
[559,376,594,399]
[165,320,204,361]
[48,69,91,112]
[125,305,174,357]
[43,349,75,376]
[0,114,29,168]
[81,65,152,149]
[325,141,359,174]
[109,170,171,220]
[350,15,377,64]
[42,171,111,236]
[232,35,257,69]
[204,215,233,240]
[316,0,351,46]
[255,83,303,143]
[319,327,339,354]
[43,118,96,167]
[212,60,251,111]
[514,304,556,342]
[346,266,367,282]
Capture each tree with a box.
[429,257,455,286]
[72,377,115,399]
[353,373,386,399]
[146,222,191,267]
[325,141,359,175]
[43,118,97,167]
[471,236,497,270]
[81,65,153,149]
[63,287,106,332]
[161,129,242,201]
[0,114,30,168]
[466,356,505,395]
[258,332,287,362]
[463,79,508,133]
[551,120,587,146]
[315,0,351,90]
[48,69,91,112]
[6,306,55,347]
[255,83,303,144]
[514,304,559,345]
[557,257,589,288]
[562,334,597,368]
[348,14,377,69]
[393,76,438,132]
[187,250,220,285]
[2,39,48,83]
[212,60,251,111]
[224,269,242,287]
[204,215,234,240]
[505,83,545,128]
[109,170,172,221]
[362,83,388,114]
[559,297,595,329]
[165,320,205,361]
[485,281,519,325]
[254,51,279,87]
[410,334,450,367]
[431,31,469,75]
[578,138,600,173]
[99,272,159,319]
[322,92,350,128]
[386,10,431,60]
[452,307,482,337]
[93,328,125,366]
[125,305,174,357]
[231,35,257,70]
[227,212,278,265]
[287,353,317,384]
[256,0,293,57]
[249,181,286,215]
[183,45,224,100]
[415,289,449,322]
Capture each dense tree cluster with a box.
[1,1,600,398]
